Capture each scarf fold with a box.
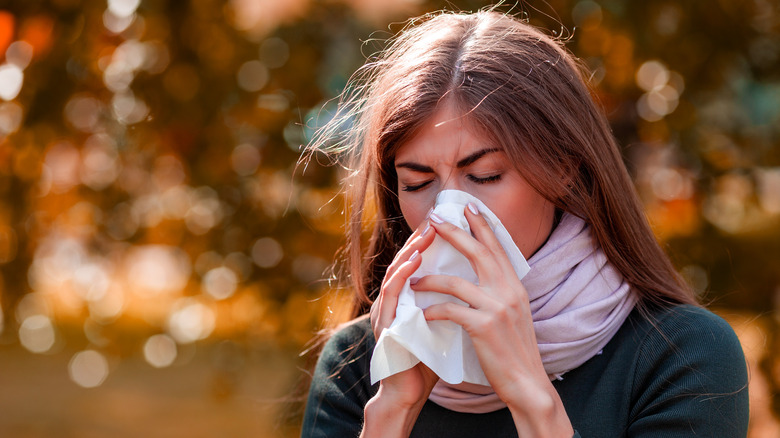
[427,212,636,413]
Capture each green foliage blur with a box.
[0,0,778,436]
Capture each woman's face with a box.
[394,103,556,258]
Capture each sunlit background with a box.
[0,0,778,437]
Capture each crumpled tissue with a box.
[370,189,530,386]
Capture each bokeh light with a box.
[231,143,262,176]
[6,41,33,69]
[635,60,683,121]
[259,37,290,69]
[143,333,178,368]
[257,92,289,112]
[636,60,669,92]
[755,168,780,215]
[167,298,216,343]
[43,141,81,194]
[68,350,109,388]
[236,60,270,92]
[251,237,283,268]
[103,9,135,34]
[80,134,121,190]
[18,315,56,354]
[87,284,126,323]
[571,0,602,28]
[202,266,239,300]
[0,63,23,100]
[0,101,23,135]
[107,0,141,19]
[64,95,103,132]
[125,245,191,296]
[680,265,709,297]
[111,92,149,124]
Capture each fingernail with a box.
[425,207,434,218]
[421,223,431,237]
[410,277,419,285]
[429,212,444,224]
[467,202,479,215]
[409,250,419,261]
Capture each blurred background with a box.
[0,0,778,436]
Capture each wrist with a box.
[361,386,426,438]
[505,379,573,438]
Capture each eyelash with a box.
[401,174,503,192]
[401,181,432,192]
[468,174,502,184]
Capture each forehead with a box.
[394,105,500,163]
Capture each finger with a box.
[373,250,423,338]
[428,212,500,280]
[463,203,514,272]
[423,301,482,332]
[369,295,382,331]
[385,221,435,280]
[410,274,491,309]
[391,220,425,261]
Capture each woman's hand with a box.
[416,205,573,438]
[362,220,439,437]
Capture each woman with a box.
[301,9,749,438]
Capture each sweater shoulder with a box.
[630,303,747,383]
[301,315,376,438]
[638,304,743,353]
[317,314,375,377]
[323,315,374,355]
[626,304,749,436]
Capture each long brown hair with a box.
[307,9,697,320]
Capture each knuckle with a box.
[471,316,491,334]
[438,220,456,232]
[444,276,462,290]
[430,304,447,318]
[488,240,506,255]
[498,304,513,320]
[474,244,493,260]
[443,303,460,319]
[491,308,513,328]
[509,300,526,316]
[513,284,529,301]
[504,291,523,309]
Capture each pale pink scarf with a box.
[427,212,636,413]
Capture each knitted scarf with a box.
[427,212,636,413]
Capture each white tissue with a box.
[370,190,530,386]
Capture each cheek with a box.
[501,200,555,256]
[398,192,435,230]
[486,180,555,256]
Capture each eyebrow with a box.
[395,147,501,173]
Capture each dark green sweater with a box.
[301,305,749,437]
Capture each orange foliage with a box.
[647,198,701,240]
[20,15,54,58]
[0,11,14,57]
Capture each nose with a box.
[440,173,463,192]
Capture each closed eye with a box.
[468,174,502,184]
[401,180,433,192]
